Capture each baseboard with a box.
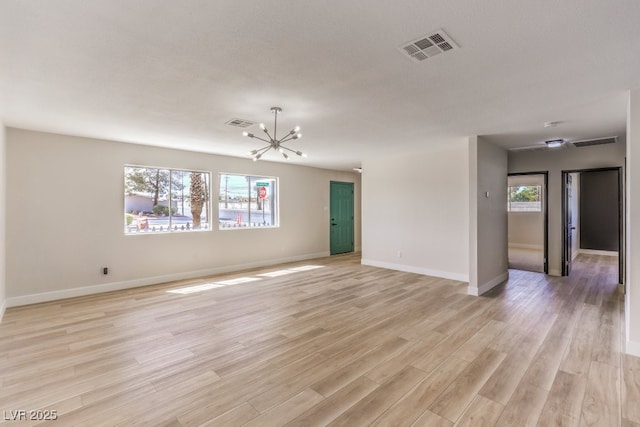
[360,259,469,283]
[0,299,6,323]
[571,250,579,261]
[6,251,329,308]
[579,249,618,257]
[467,272,508,296]
[508,243,543,250]
[626,339,640,357]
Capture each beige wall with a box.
[627,89,640,356]
[0,124,6,319]
[469,137,508,295]
[508,140,625,275]
[5,128,360,305]
[361,139,470,281]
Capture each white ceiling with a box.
[1,1,639,171]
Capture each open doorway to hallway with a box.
[562,167,623,284]
[508,172,548,273]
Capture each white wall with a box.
[0,124,6,320]
[5,128,360,306]
[361,139,469,281]
[627,89,640,356]
[507,174,545,250]
[469,137,508,295]
[509,141,625,275]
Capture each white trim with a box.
[571,250,580,261]
[508,243,543,250]
[579,249,618,257]
[548,268,562,277]
[467,272,508,296]
[0,300,6,322]
[360,259,469,282]
[626,339,640,357]
[6,251,329,307]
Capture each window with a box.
[219,173,278,229]
[508,185,542,212]
[124,166,210,234]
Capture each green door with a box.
[330,181,354,255]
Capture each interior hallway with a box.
[0,254,638,425]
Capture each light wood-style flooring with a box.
[508,247,545,273]
[1,253,639,426]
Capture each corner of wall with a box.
[468,136,509,296]
[467,271,508,296]
[627,339,640,358]
[468,136,479,290]
[0,123,6,322]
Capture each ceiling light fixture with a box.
[545,138,564,148]
[243,107,305,161]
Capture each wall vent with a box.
[571,137,617,148]
[225,118,255,128]
[399,29,459,63]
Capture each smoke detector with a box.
[399,29,459,63]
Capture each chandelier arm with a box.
[249,135,272,144]
[262,129,274,142]
[279,146,299,154]
[251,145,272,154]
[278,134,297,144]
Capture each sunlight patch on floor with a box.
[166,265,324,294]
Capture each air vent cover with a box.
[572,137,617,148]
[225,118,255,128]
[399,29,459,63]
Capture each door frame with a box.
[329,181,355,255]
[508,172,549,274]
[561,167,623,284]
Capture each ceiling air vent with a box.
[225,118,255,128]
[399,29,459,63]
[571,137,617,148]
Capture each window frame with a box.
[218,172,280,230]
[507,184,542,213]
[124,164,212,235]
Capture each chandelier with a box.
[243,107,305,161]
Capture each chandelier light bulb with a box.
[294,126,300,132]
[259,123,266,130]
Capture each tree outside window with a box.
[124,166,210,233]
[508,185,542,212]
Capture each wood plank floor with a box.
[1,253,639,426]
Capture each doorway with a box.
[561,167,623,283]
[507,172,549,273]
[330,181,354,255]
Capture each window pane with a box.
[507,185,542,212]
[219,173,278,229]
[125,166,210,234]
